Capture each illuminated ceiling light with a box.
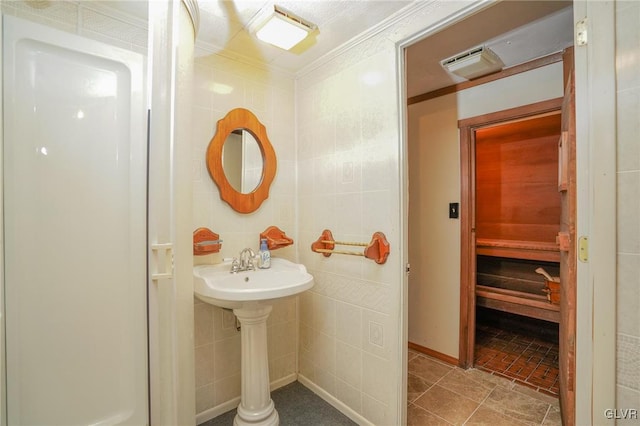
[253,5,316,51]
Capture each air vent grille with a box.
[441,46,504,80]
[442,47,485,67]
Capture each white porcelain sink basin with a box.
[193,258,314,309]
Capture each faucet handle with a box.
[230,257,240,273]
[247,256,256,271]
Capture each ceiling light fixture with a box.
[441,46,504,80]
[253,5,316,50]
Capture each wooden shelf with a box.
[476,238,560,262]
[476,285,560,323]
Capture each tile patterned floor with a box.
[474,322,560,396]
[407,350,562,426]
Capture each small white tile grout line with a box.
[460,383,496,425]
[540,404,553,425]
[408,399,454,426]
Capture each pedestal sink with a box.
[193,258,314,426]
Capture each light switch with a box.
[449,202,459,219]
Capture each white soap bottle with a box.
[259,238,271,269]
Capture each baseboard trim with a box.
[297,375,374,426]
[195,397,240,426]
[195,373,298,425]
[408,341,459,366]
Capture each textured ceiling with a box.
[195,0,573,94]
[194,0,413,73]
[106,0,574,95]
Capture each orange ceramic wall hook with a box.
[259,226,294,250]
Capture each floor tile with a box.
[437,369,494,403]
[542,405,562,426]
[407,348,561,425]
[408,355,453,384]
[466,368,514,390]
[408,348,420,362]
[474,321,559,396]
[512,382,559,406]
[464,405,527,425]
[408,373,432,402]
[414,385,479,425]
[407,403,452,426]
[483,386,551,425]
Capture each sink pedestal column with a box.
[233,305,278,426]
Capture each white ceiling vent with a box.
[441,46,504,80]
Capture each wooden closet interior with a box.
[474,112,562,324]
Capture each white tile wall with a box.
[191,52,298,419]
[296,45,403,423]
[616,0,640,411]
[294,2,510,421]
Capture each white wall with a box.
[615,0,640,414]
[190,52,298,422]
[407,93,461,358]
[407,63,564,359]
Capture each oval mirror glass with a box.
[222,129,264,194]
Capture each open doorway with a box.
[457,96,567,393]
[404,1,575,424]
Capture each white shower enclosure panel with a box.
[3,16,148,425]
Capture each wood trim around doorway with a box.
[409,341,459,366]
[457,97,564,368]
[458,123,476,369]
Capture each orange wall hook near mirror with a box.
[193,227,222,256]
[260,226,294,250]
[206,108,277,214]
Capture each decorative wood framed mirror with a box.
[206,108,277,213]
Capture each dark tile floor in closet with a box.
[474,308,560,396]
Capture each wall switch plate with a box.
[449,202,459,219]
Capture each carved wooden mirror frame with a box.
[206,108,277,214]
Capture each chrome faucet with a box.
[238,248,256,272]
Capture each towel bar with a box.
[311,229,390,264]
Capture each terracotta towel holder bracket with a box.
[311,229,390,265]
[193,227,222,256]
[259,226,294,250]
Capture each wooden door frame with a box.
[457,97,564,368]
